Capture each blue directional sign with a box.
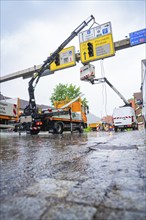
[129,28,146,46]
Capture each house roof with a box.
[0,93,11,100]
[0,93,50,110]
[133,92,142,101]
[87,112,101,124]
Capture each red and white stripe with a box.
[113,116,132,119]
[13,104,17,116]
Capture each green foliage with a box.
[50,83,88,106]
[84,126,92,132]
[82,97,88,107]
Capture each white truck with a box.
[113,106,138,131]
[88,77,138,132]
[0,98,19,129]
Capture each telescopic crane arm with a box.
[24,15,95,115]
[90,77,130,106]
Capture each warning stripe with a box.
[113,116,132,119]
[81,72,94,80]
[13,104,17,116]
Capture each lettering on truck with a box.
[0,101,17,117]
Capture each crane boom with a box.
[90,77,130,106]
[24,15,95,115]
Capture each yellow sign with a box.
[50,46,76,71]
[80,34,115,63]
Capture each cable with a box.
[100,60,107,117]
[94,21,100,26]
[88,20,100,29]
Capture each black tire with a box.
[30,130,39,135]
[54,122,63,134]
[114,127,118,132]
[78,123,84,133]
[132,126,137,130]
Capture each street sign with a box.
[50,46,76,71]
[79,22,115,63]
[80,34,115,63]
[79,22,112,43]
[129,28,146,46]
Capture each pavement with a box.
[0,130,146,220]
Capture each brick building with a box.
[133,92,145,128]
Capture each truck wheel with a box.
[30,130,39,135]
[78,123,84,133]
[54,122,63,134]
[133,126,137,130]
[114,127,118,132]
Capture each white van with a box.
[113,106,138,131]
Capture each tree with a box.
[50,83,88,107]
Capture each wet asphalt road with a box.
[0,130,146,220]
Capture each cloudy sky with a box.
[1,0,146,117]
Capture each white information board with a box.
[79,22,112,43]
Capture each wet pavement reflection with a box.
[0,130,146,220]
